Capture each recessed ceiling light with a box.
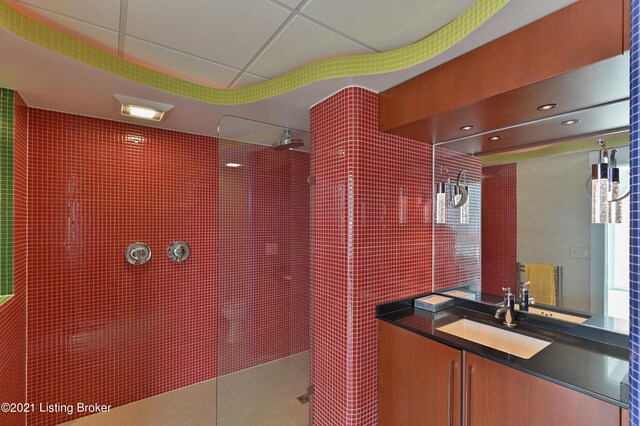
[561,119,580,126]
[488,136,502,141]
[122,105,164,120]
[460,125,475,131]
[225,163,242,168]
[537,103,558,111]
[113,94,174,122]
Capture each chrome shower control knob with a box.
[125,242,152,265]
[167,241,190,263]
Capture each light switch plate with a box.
[569,246,590,259]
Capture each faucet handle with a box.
[522,281,531,290]
[501,287,512,296]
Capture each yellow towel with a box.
[525,264,556,305]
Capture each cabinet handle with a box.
[448,360,455,426]
[465,365,473,426]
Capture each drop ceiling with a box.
[0,0,577,141]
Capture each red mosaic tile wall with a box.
[26,109,216,425]
[433,146,482,292]
[0,90,27,426]
[311,87,432,425]
[217,140,310,375]
[481,164,517,296]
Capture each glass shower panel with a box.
[217,116,312,426]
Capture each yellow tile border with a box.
[0,0,509,105]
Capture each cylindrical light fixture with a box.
[454,185,470,224]
[460,187,470,224]
[608,163,622,224]
[591,162,609,224]
[436,183,447,224]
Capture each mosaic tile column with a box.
[311,87,432,425]
[631,2,640,425]
[481,164,517,296]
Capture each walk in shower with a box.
[216,116,313,426]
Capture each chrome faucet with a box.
[519,281,535,312]
[495,287,516,328]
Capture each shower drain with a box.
[297,393,309,404]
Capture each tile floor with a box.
[62,351,310,426]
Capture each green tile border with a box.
[0,87,13,297]
[0,0,508,105]
[482,132,630,164]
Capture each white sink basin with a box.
[436,319,551,359]
[516,306,590,324]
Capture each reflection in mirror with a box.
[434,131,630,334]
[481,132,629,332]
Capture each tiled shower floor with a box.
[62,351,310,426]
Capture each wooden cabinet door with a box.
[378,320,462,426]
[621,408,629,426]
[464,352,620,426]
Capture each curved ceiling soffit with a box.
[0,0,509,105]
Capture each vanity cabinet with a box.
[378,320,622,426]
[464,353,620,426]
[378,320,462,425]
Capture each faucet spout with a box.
[496,287,517,328]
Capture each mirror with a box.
[433,130,630,335]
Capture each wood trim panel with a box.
[624,0,630,51]
[380,0,626,141]
[378,321,462,426]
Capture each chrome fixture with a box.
[488,135,502,141]
[435,168,469,225]
[167,241,190,263]
[537,103,558,111]
[455,171,469,224]
[125,242,152,265]
[495,287,516,328]
[519,281,535,312]
[591,140,629,224]
[272,129,304,150]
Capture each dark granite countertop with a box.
[377,294,629,409]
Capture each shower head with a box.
[272,129,304,150]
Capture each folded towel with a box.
[525,264,556,305]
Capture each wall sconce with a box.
[591,140,628,224]
[608,149,622,224]
[436,181,448,224]
[436,167,469,224]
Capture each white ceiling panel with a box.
[269,0,304,9]
[126,0,291,70]
[249,15,374,79]
[301,0,476,51]
[13,0,121,31]
[16,7,119,51]
[231,73,269,88]
[124,36,240,87]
